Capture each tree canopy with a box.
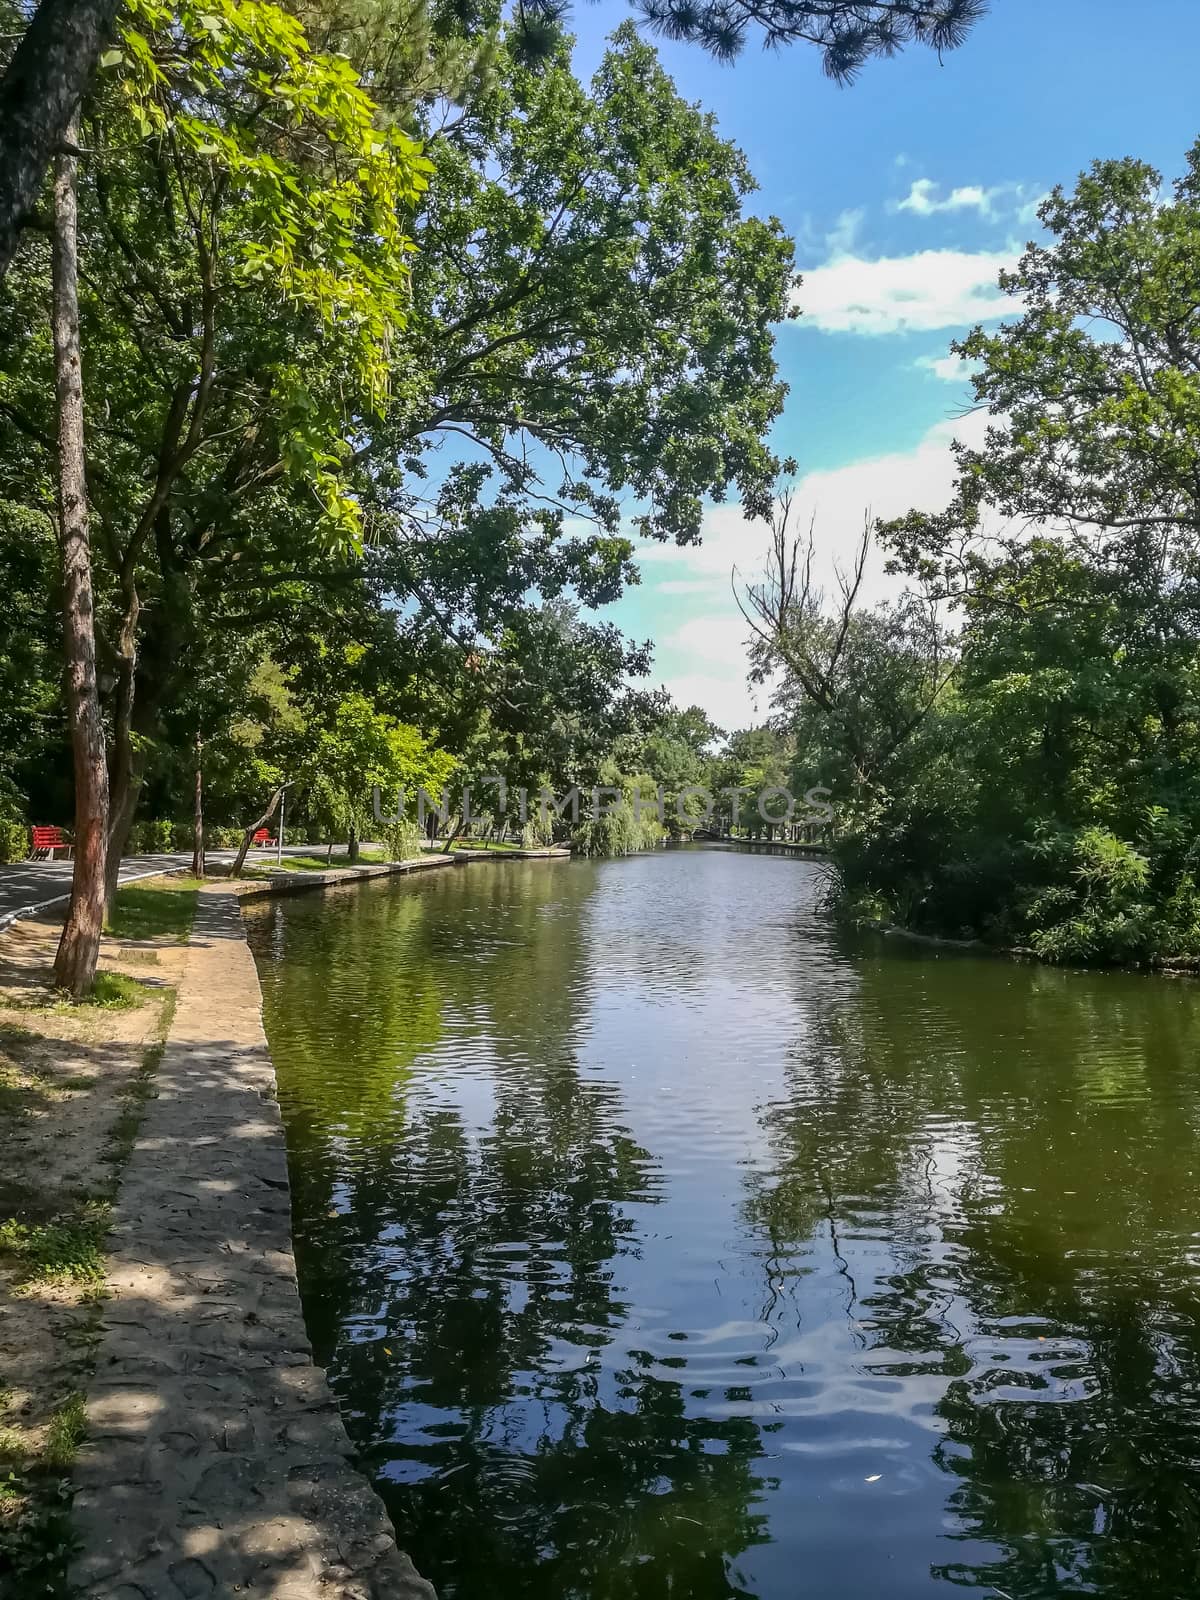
[747,141,1200,965]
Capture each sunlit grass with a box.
[253,850,386,872]
[0,1203,109,1288]
[106,877,201,942]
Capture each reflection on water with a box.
[245,851,1200,1599]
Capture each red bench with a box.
[31,825,71,860]
[253,828,276,848]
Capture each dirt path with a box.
[0,903,187,1594]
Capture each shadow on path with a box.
[70,893,435,1600]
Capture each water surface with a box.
[246,850,1200,1599]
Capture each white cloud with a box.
[654,672,766,734]
[630,411,995,728]
[825,207,864,256]
[916,352,972,382]
[895,178,1048,229]
[793,248,1015,335]
[664,612,753,669]
[897,179,995,217]
[655,577,727,596]
[641,410,990,590]
[1016,190,1051,227]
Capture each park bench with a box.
[252,828,277,848]
[31,825,71,860]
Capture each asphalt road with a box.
[0,846,322,931]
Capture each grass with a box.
[0,1058,30,1121]
[13,972,156,1017]
[249,849,386,873]
[41,1398,85,1473]
[451,839,541,852]
[0,1204,110,1289]
[105,877,201,943]
[0,1394,84,1591]
[103,989,174,1175]
[88,973,146,1010]
[0,909,182,1595]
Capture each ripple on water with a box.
[247,851,1200,1600]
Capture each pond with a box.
[245,848,1200,1600]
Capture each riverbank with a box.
[0,862,450,1596]
[859,916,1200,976]
[69,888,435,1599]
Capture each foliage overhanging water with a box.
[246,849,1200,1599]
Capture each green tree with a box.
[829,141,1200,961]
[0,0,430,990]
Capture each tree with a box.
[740,494,953,796]
[367,22,796,552]
[884,142,1200,590]
[0,0,431,966]
[822,140,1200,962]
[0,502,60,816]
[300,692,456,863]
[632,0,985,69]
[50,115,108,998]
[503,0,985,71]
[0,0,120,280]
[0,15,795,880]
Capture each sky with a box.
[555,0,1200,732]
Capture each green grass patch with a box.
[88,973,146,1010]
[452,839,534,853]
[0,1413,80,1594]
[0,1203,109,1288]
[285,850,385,871]
[42,1397,85,1472]
[106,877,201,942]
[0,1057,32,1119]
[247,849,387,873]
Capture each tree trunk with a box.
[0,0,120,282]
[51,117,107,998]
[230,786,285,878]
[191,731,204,878]
[442,814,466,854]
[103,582,140,910]
[347,821,359,864]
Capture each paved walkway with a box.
[70,889,436,1600]
[0,847,343,932]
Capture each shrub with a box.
[205,826,244,850]
[128,820,176,855]
[381,818,423,862]
[0,776,29,863]
[1019,826,1153,965]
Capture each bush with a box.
[381,818,423,862]
[127,819,176,855]
[0,777,30,863]
[0,814,28,864]
[1019,826,1153,965]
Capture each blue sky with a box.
[559,0,1200,730]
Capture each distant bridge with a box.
[676,833,828,858]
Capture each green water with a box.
[245,849,1200,1600]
